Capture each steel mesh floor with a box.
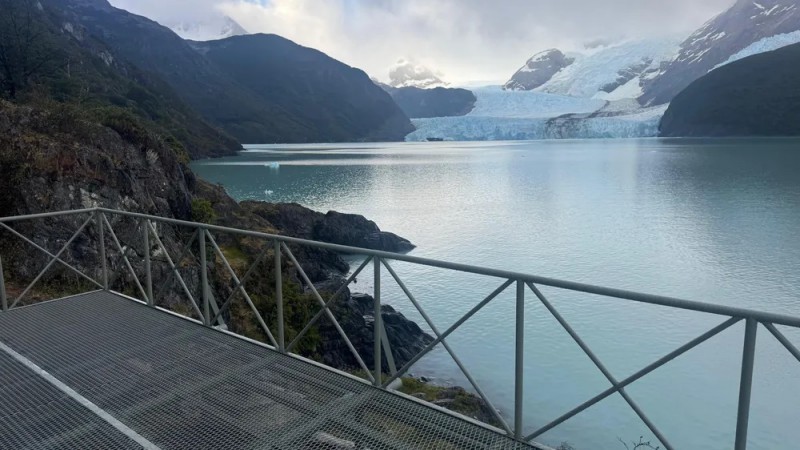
[0,291,537,450]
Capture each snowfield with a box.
[536,39,679,99]
[714,30,800,69]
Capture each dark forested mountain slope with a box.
[193,35,414,143]
[46,0,413,143]
[0,0,240,158]
[660,42,800,137]
[377,83,476,118]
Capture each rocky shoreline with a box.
[235,201,500,425]
[0,98,497,429]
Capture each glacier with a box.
[406,87,667,141]
[406,39,684,142]
[535,38,680,99]
[467,87,605,118]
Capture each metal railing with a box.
[1,207,799,449]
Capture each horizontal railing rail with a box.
[0,207,798,449]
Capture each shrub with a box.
[191,199,216,224]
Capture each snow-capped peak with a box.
[503,49,575,91]
[388,59,449,89]
[503,38,679,100]
[639,0,800,105]
[169,16,248,42]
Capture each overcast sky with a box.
[109,0,735,84]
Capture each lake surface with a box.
[192,139,800,450]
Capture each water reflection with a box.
[191,139,800,450]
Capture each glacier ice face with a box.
[467,87,605,118]
[406,87,668,141]
[407,109,665,141]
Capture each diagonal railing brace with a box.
[205,230,278,348]
[287,256,373,352]
[209,244,271,326]
[763,322,800,364]
[382,259,513,435]
[281,242,375,383]
[0,223,102,289]
[147,222,203,320]
[528,282,674,450]
[11,215,94,309]
[152,227,199,304]
[382,279,514,388]
[102,214,149,303]
[525,316,741,441]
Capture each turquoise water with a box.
[192,139,800,450]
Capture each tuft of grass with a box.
[397,377,440,400]
[219,245,248,272]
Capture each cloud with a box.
[109,0,735,84]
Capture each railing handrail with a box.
[1,206,799,329]
[1,206,799,449]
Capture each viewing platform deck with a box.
[2,207,799,449]
[0,290,536,450]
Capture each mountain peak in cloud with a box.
[169,15,248,42]
[388,59,449,89]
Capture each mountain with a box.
[502,39,679,101]
[1,0,240,159]
[640,0,800,105]
[378,83,476,119]
[660,42,800,137]
[169,16,248,42]
[503,49,575,91]
[46,0,413,143]
[388,59,448,89]
[193,35,414,143]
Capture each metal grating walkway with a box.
[0,291,536,450]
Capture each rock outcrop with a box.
[318,292,434,371]
[0,100,420,369]
[242,202,415,253]
[503,49,575,91]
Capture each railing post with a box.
[274,240,284,353]
[515,280,525,439]
[735,318,758,450]
[199,227,210,326]
[143,220,153,306]
[96,210,108,290]
[0,255,7,312]
[374,256,382,386]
